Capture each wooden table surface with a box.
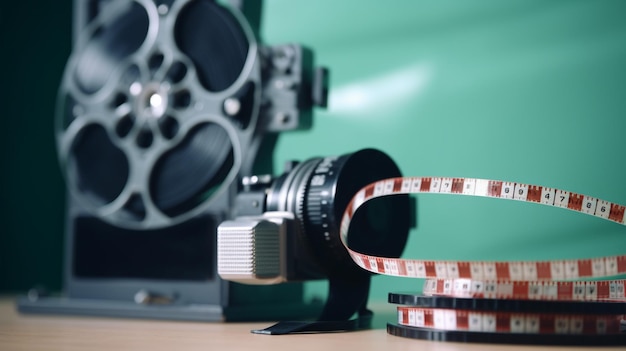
[0,297,622,351]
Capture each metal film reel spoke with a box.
[171,0,259,131]
[110,63,146,142]
[115,57,176,150]
[173,0,250,94]
[73,1,151,98]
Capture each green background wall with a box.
[260,0,626,301]
[2,0,626,306]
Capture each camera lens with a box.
[266,148,412,279]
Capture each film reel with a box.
[340,177,626,345]
[387,323,626,346]
[56,0,260,229]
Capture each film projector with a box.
[18,0,413,324]
[18,0,330,321]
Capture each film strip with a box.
[395,306,624,334]
[339,177,626,345]
[421,278,626,301]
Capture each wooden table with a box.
[0,297,622,351]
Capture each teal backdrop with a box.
[260,0,626,301]
[2,0,626,306]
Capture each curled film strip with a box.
[339,177,626,344]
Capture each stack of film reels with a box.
[340,177,626,345]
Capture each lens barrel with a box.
[267,148,412,280]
